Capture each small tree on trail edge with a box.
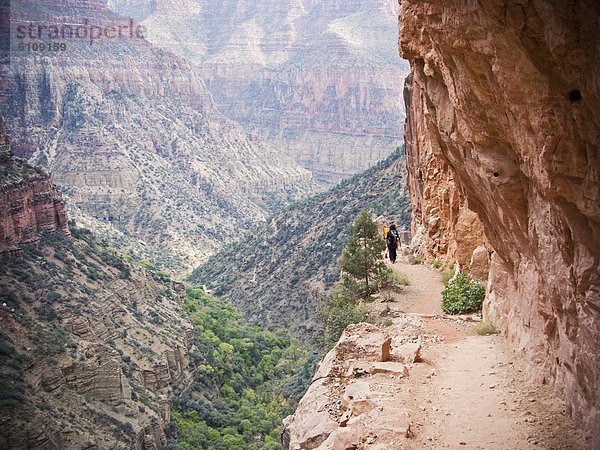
[341,210,389,296]
[318,278,367,350]
[319,211,393,349]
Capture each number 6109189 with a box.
[17,42,67,52]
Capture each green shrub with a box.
[380,318,393,327]
[381,293,396,303]
[318,284,367,350]
[99,250,131,279]
[341,210,388,296]
[407,254,424,265]
[153,271,170,282]
[378,270,410,292]
[394,272,411,287]
[175,287,313,449]
[474,319,498,335]
[441,273,485,314]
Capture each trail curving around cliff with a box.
[282,258,588,449]
[377,258,587,449]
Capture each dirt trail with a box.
[370,258,587,449]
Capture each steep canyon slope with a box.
[399,0,599,443]
[1,0,313,270]
[0,123,195,449]
[109,0,410,186]
[191,150,411,342]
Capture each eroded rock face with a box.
[0,123,195,448]
[283,323,417,449]
[0,251,196,449]
[2,0,314,270]
[399,0,599,442]
[403,74,487,277]
[110,0,410,186]
[0,119,69,256]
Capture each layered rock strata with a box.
[1,120,195,448]
[2,0,313,269]
[0,241,195,449]
[0,119,69,256]
[399,0,600,442]
[109,0,410,186]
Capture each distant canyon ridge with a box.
[1,0,316,270]
[1,0,409,270]
[109,0,410,186]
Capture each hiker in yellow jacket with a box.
[383,225,390,259]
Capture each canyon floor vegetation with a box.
[173,287,315,450]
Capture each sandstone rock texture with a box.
[283,323,417,449]
[110,0,410,186]
[399,0,600,443]
[404,74,488,278]
[0,119,69,256]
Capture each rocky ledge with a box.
[283,322,421,449]
[399,0,600,443]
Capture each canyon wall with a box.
[109,0,410,186]
[2,0,313,270]
[0,119,69,256]
[403,74,488,278]
[399,0,599,443]
[1,248,195,449]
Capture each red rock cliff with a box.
[403,74,488,278]
[0,121,69,256]
[399,0,600,443]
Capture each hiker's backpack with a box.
[387,229,399,248]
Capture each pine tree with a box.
[341,210,388,295]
